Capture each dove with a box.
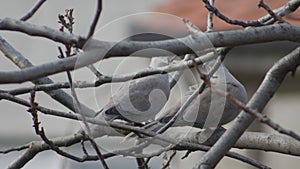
[88,56,171,137]
[158,63,247,129]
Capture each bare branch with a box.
[259,0,300,24]
[0,144,30,154]
[0,92,157,138]
[221,151,270,169]
[157,83,205,133]
[21,92,98,168]
[85,135,110,169]
[258,0,286,23]
[58,44,92,136]
[136,158,149,169]
[174,136,270,169]
[162,150,176,169]
[87,64,102,78]
[28,90,99,164]
[20,0,46,21]
[203,0,300,27]
[206,0,214,32]
[87,0,102,39]
[226,92,300,141]
[169,54,192,89]
[202,0,265,27]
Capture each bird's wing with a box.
[104,73,170,122]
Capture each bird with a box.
[89,56,171,137]
[157,63,247,129]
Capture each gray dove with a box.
[158,63,247,129]
[93,56,171,126]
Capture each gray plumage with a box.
[158,64,247,129]
[94,56,171,124]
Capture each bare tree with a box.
[0,0,300,169]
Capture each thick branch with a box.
[1,17,300,52]
[169,129,300,156]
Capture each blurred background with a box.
[0,0,299,168]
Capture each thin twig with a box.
[225,91,300,141]
[58,11,109,168]
[177,139,271,169]
[0,92,160,138]
[162,150,176,169]
[38,127,89,162]
[136,158,148,169]
[87,64,103,78]
[85,134,110,169]
[62,55,91,134]
[135,140,149,169]
[206,0,214,32]
[87,0,102,39]
[29,90,39,134]
[181,150,192,159]
[202,0,265,27]
[169,54,194,89]
[20,0,46,21]
[129,145,175,159]
[80,139,89,157]
[28,90,94,163]
[258,0,286,23]
[0,145,30,154]
[157,82,206,133]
